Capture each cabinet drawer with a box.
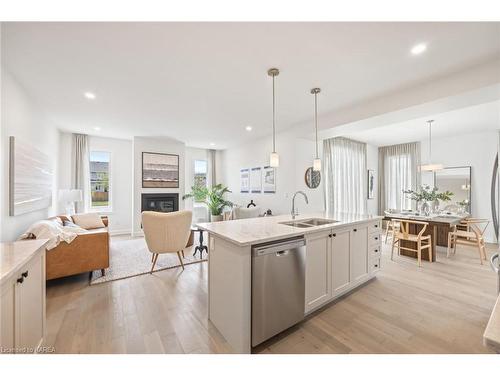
[371,257,381,273]
[369,232,381,246]
[370,245,381,258]
[368,220,382,233]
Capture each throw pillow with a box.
[71,213,105,230]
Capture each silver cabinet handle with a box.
[276,250,289,257]
[490,253,499,272]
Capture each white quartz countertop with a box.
[0,239,48,284]
[484,293,500,353]
[196,212,383,246]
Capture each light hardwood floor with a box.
[44,236,498,354]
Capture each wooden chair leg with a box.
[391,237,396,260]
[181,250,185,258]
[428,237,433,263]
[177,251,185,270]
[151,253,155,262]
[101,268,105,276]
[417,241,422,267]
[150,253,158,273]
[476,239,484,265]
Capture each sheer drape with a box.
[378,142,420,214]
[72,133,90,213]
[208,149,217,187]
[324,137,367,214]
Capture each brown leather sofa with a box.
[45,215,110,280]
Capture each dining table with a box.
[383,211,469,262]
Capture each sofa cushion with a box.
[71,213,105,230]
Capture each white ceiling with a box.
[345,100,500,146]
[2,22,500,149]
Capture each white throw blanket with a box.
[19,220,88,250]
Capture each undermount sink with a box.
[300,218,338,226]
[280,218,339,228]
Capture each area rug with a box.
[90,237,207,285]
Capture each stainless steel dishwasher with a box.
[252,237,306,347]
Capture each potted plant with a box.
[403,185,453,215]
[183,184,233,222]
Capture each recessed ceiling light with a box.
[209,142,216,146]
[84,92,96,100]
[411,43,427,55]
[245,126,253,132]
[93,127,101,131]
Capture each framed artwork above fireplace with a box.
[142,152,179,188]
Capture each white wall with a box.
[1,70,60,241]
[219,130,325,216]
[219,129,379,218]
[420,130,498,242]
[132,136,186,235]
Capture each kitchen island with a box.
[197,211,383,353]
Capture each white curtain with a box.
[72,133,90,213]
[378,142,420,214]
[324,137,367,214]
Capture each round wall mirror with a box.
[305,167,321,189]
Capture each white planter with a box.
[211,214,223,222]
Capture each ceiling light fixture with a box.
[245,126,253,132]
[84,92,96,100]
[209,142,216,147]
[93,126,101,131]
[268,68,280,168]
[311,87,321,171]
[411,43,427,55]
[419,120,443,172]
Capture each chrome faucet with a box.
[291,191,309,219]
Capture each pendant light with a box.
[311,87,321,171]
[268,68,280,167]
[420,119,443,172]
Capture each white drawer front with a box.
[371,257,381,273]
[369,232,381,247]
[368,220,382,233]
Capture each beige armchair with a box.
[142,210,193,273]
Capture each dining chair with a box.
[391,219,432,267]
[384,219,400,244]
[142,210,193,273]
[447,218,489,264]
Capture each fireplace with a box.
[141,193,179,213]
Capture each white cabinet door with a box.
[350,225,369,283]
[331,228,351,296]
[305,230,332,313]
[0,281,15,351]
[16,253,44,350]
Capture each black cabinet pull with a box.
[22,271,28,278]
[17,277,24,284]
[328,234,332,238]
[332,233,336,237]
[375,224,378,228]
[375,249,379,253]
[374,264,379,268]
[375,237,379,241]
[353,229,357,232]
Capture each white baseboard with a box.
[109,229,133,236]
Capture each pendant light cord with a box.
[428,120,434,163]
[272,74,276,153]
[314,92,318,158]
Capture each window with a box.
[89,151,111,210]
[193,160,208,202]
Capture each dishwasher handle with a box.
[253,238,305,257]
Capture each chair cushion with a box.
[71,213,105,230]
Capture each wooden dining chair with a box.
[391,219,432,267]
[447,218,489,264]
[384,219,401,244]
